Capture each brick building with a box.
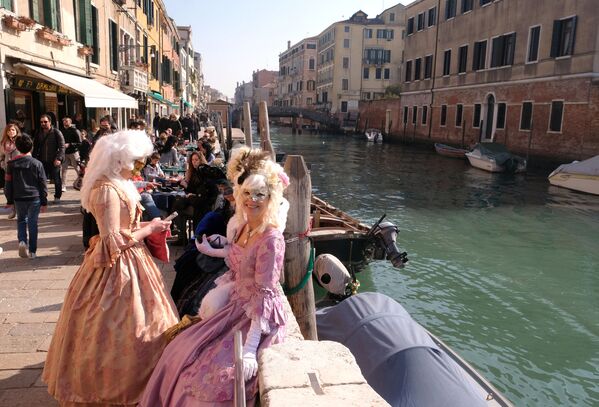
[395,0,599,160]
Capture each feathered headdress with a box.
[227,147,272,186]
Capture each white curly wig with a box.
[81,130,153,212]
[227,147,289,234]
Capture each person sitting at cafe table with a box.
[159,135,179,166]
[143,152,166,182]
[171,151,222,245]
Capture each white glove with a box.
[242,352,258,381]
[195,234,226,258]
[242,319,262,381]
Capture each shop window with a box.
[30,0,61,31]
[520,102,533,130]
[549,101,564,132]
[551,16,577,57]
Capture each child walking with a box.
[5,134,48,259]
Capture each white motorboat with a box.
[365,128,383,143]
[466,143,527,173]
[548,155,599,195]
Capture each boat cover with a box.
[472,142,519,166]
[316,292,487,407]
[554,155,599,176]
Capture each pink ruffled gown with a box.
[139,226,287,406]
[42,181,179,406]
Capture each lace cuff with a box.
[242,286,287,334]
[89,231,137,268]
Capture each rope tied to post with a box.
[284,222,312,244]
[282,242,315,296]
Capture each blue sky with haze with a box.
[163,0,409,98]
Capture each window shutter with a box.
[30,0,39,22]
[1,0,13,11]
[507,33,516,65]
[44,0,59,30]
[79,0,92,45]
[550,20,561,57]
[568,16,577,55]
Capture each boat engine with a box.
[314,254,353,296]
[371,221,409,268]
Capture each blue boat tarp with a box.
[316,292,487,407]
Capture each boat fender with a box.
[314,254,352,296]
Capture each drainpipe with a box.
[427,0,441,139]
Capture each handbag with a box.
[145,229,171,262]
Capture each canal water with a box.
[268,126,599,406]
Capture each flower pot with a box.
[78,46,94,56]
[3,15,27,32]
[57,37,71,46]
[17,16,36,28]
[36,28,58,43]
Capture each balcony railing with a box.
[120,65,149,93]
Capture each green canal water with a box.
[268,126,599,406]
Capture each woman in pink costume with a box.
[43,130,179,406]
[140,147,289,406]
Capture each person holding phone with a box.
[43,130,179,406]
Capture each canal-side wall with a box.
[358,77,599,161]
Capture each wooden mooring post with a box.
[283,155,317,340]
[243,102,253,147]
[258,101,275,160]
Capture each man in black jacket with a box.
[60,116,82,192]
[33,114,65,203]
[6,134,48,259]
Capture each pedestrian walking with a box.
[32,114,64,203]
[0,123,21,218]
[43,130,178,406]
[5,134,48,259]
[60,116,82,192]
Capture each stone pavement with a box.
[0,174,183,406]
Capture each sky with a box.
[163,0,410,98]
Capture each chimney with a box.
[287,40,291,50]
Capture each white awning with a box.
[21,64,138,109]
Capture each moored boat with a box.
[365,128,383,142]
[548,155,599,195]
[466,143,526,173]
[434,142,469,159]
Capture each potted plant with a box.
[17,16,36,29]
[57,36,71,46]
[78,45,94,56]
[2,15,27,32]
[36,26,58,42]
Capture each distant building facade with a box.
[399,0,599,160]
[276,37,318,108]
[315,7,405,120]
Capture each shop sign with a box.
[10,76,70,94]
